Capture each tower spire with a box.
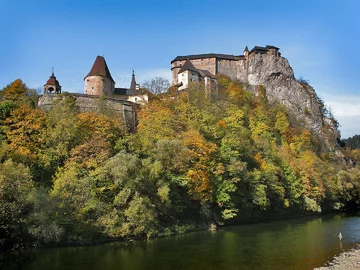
[130,70,137,92]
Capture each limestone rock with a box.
[241,53,340,152]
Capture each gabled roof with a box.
[85,56,115,83]
[172,53,238,63]
[178,59,199,74]
[198,69,216,79]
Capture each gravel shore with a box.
[314,245,360,269]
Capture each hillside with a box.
[0,73,359,250]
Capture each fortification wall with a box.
[38,93,137,131]
[217,59,238,80]
[190,58,216,74]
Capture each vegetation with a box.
[343,135,360,150]
[0,77,359,251]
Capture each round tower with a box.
[44,69,62,94]
[84,56,115,96]
[171,60,182,86]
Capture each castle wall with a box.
[38,94,137,132]
[171,66,181,85]
[171,58,216,86]
[190,58,216,74]
[237,59,248,82]
[85,76,114,96]
[217,59,238,80]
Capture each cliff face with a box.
[239,53,340,151]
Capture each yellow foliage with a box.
[2,79,27,100]
[254,152,267,171]
[2,104,46,163]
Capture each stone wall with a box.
[190,58,216,74]
[38,93,137,131]
[85,76,114,96]
[217,59,238,80]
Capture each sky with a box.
[1,0,359,138]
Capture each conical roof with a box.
[45,71,61,88]
[85,56,115,83]
[130,70,136,91]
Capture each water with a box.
[2,213,360,270]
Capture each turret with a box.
[244,46,249,60]
[44,68,62,94]
[84,56,115,96]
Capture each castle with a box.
[43,55,148,104]
[40,56,148,131]
[171,45,280,89]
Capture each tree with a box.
[1,79,27,100]
[0,159,36,249]
[142,77,170,94]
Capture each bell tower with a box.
[44,68,62,94]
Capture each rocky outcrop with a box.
[239,53,340,151]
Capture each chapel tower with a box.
[84,56,115,96]
[44,69,62,94]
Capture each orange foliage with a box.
[2,104,46,162]
[77,112,122,143]
[183,129,217,201]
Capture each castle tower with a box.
[244,46,249,60]
[84,56,115,96]
[44,68,62,94]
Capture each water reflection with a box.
[2,213,360,270]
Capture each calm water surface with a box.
[3,213,360,270]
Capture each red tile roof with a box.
[45,72,61,87]
[85,56,115,83]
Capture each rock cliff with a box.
[239,53,340,152]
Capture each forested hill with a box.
[1,78,360,251]
[343,135,360,149]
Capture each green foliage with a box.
[0,159,36,249]
[342,134,360,150]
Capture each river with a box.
[2,213,360,270]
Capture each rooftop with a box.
[172,53,241,63]
[85,56,115,83]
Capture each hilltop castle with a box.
[43,56,148,104]
[40,56,148,131]
[171,45,280,90]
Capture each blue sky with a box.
[1,0,359,138]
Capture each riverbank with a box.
[315,245,360,270]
